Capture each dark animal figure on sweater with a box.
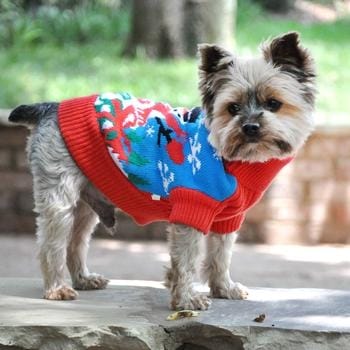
[9,32,316,310]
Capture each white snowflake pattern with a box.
[101,104,112,113]
[101,119,114,130]
[100,92,120,100]
[123,113,136,126]
[187,133,202,174]
[146,125,155,137]
[158,161,175,194]
[107,146,128,177]
[213,149,221,161]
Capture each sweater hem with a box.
[169,188,222,234]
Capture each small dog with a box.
[9,32,316,310]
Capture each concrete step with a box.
[0,278,350,349]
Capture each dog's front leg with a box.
[165,224,211,310]
[202,232,249,300]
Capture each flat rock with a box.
[0,278,350,349]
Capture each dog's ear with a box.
[198,44,234,116]
[198,44,234,73]
[262,32,315,82]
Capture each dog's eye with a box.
[265,99,282,112]
[227,103,241,116]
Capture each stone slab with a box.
[0,279,350,349]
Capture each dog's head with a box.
[198,32,316,162]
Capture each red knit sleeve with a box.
[210,214,245,234]
[168,188,222,234]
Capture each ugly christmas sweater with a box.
[58,92,292,234]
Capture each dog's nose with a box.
[242,123,260,137]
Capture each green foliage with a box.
[0,1,129,47]
[0,44,197,108]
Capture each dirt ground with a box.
[1,234,350,290]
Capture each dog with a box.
[8,32,316,310]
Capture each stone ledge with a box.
[0,109,12,126]
[1,279,350,349]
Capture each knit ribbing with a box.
[169,188,222,233]
[211,214,245,233]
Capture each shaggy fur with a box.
[9,32,316,309]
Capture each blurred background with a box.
[0,0,350,288]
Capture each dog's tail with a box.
[8,102,59,128]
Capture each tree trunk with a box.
[184,0,236,56]
[253,0,296,13]
[123,0,236,58]
[123,0,184,58]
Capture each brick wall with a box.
[1,122,349,244]
[0,125,36,233]
[244,127,350,244]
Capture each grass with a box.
[0,1,349,124]
[0,45,199,108]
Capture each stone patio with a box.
[1,235,350,349]
[1,278,350,349]
[1,235,350,290]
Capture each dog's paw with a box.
[73,273,109,290]
[44,285,78,300]
[210,282,249,300]
[171,293,212,311]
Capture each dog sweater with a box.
[58,92,292,234]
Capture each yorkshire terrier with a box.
[9,32,316,310]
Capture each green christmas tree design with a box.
[128,173,150,186]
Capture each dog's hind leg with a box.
[30,115,85,300]
[201,232,249,300]
[165,224,211,310]
[67,198,109,290]
[35,172,84,300]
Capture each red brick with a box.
[262,220,302,244]
[293,159,333,180]
[336,139,350,157]
[0,171,33,190]
[0,213,36,233]
[335,158,350,181]
[306,138,340,158]
[265,198,301,221]
[15,150,28,170]
[0,150,11,168]
[310,180,334,200]
[16,191,34,214]
[0,126,29,147]
[0,191,15,211]
[245,202,267,221]
[267,182,303,199]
